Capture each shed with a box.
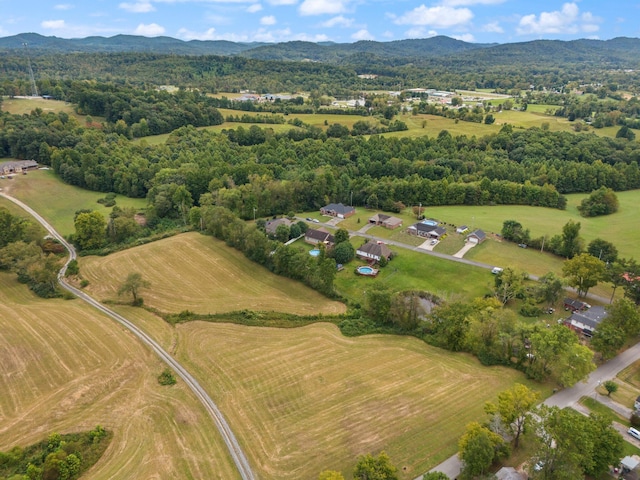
[467,229,486,244]
[495,467,526,480]
[621,456,640,472]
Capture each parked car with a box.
[518,243,528,248]
[312,219,320,223]
[491,267,503,274]
[306,217,312,221]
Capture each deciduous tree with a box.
[562,253,606,297]
[353,452,398,480]
[118,272,150,305]
[485,384,540,448]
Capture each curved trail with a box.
[0,192,256,480]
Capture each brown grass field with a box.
[79,232,346,316]
[171,321,546,479]
[0,273,240,479]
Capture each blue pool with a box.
[309,249,320,257]
[356,266,378,276]
[421,219,438,226]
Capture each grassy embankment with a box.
[0,272,240,480]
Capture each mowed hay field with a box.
[1,169,147,237]
[173,321,543,479]
[80,232,346,315]
[0,273,239,479]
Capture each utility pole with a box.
[23,43,38,97]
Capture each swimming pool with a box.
[421,219,438,226]
[309,249,320,257]
[356,266,378,276]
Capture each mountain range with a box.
[1,33,640,67]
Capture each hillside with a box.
[2,32,639,68]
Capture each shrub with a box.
[157,368,177,386]
[631,413,640,428]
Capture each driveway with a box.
[453,241,476,258]
[418,239,437,251]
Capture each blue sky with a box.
[0,1,638,44]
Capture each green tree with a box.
[484,114,495,125]
[536,272,564,307]
[118,272,150,305]
[578,188,619,217]
[74,211,107,250]
[333,241,355,264]
[604,380,618,396]
[365,283,393,323]
[458,423,504,478]
[562,253,606,297]
[591,320,626,360]
[587,238,618,263]
[485,384,540,448]
[422,473,449,480]
[430,302,472,351]
[560,220,582,258]
[172,184,194,225]
[334,228,350,244]
[275,223,290,243]
[493,268,528,305]
[353,452,398,480]
[616,125,636,140]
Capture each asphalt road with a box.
[0,192,257,480]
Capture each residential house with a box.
[467,229,486,244]
[320,203,355,219]
[406,222,445,239]
[368,213,403,229]
[356,241,393,263]
[304,228,335,247]
[566,306,607,336]
[1,159,38,175]
[495,467,527,480]
[264,218,293,236]
[563,298,590,312]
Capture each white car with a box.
[491,267,503,274]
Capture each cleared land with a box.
[172,321,546,479]
[0,168,147,236]
[0,273,239,479]
[1,97,104,124]
[79,232,346,316]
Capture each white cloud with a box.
[452,33,475,42]
[351,29,374,41]
[481,21,503,33]
[41,20,67,29]
[441,0,504,5]
[177,27,218,40]
[119,2,156,13]
[260,15,276,25]
[247,3,263,12]
[299,0,349,16]
[134,23,166,36]
[382,31,394,39]
[517,2,600,35]
[404,27,438,38]
[54,4,73,10]
[267,0,297,4]
[321,15,353,27]
[395,5,473,28]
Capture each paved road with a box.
[0,192,257,480]
[419,339,640,479]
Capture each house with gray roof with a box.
[567,305,607,336]
[356,241,393,262]
[320,203,355,219]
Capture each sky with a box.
[0,1,638,45]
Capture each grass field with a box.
[172,321,547,479]
[0,169,147,236]
[79,232,346,316]
[0,272,239,479]
[1,97,104,124]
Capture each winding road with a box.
[0,192,257,480]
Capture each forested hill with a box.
[3,32,639,66]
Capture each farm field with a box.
[79,232,346,316]
[0,169,147,236]
[0,272,239,479]
[172,320,547,479]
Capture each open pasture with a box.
[173,321,545,479]
[0,273,239,479]
[1,168,147,236]
[1,97,103,124]
[419,189,640,262]
[79,232,346,316]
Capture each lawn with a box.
[172,320,547,479]
[0,272,239,480]
[333,235,493,305]
[0,168,147,236]
[79,232,346,316]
